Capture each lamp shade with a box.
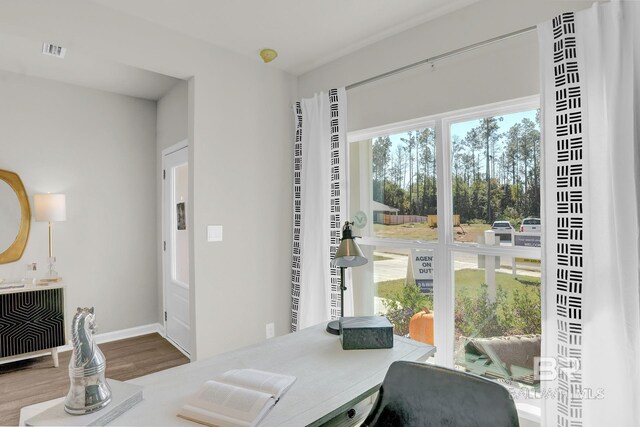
[34,194,66,222]
[333,222,368,267]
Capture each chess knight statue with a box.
[64,307,112,415]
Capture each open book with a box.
[177,369,296,427]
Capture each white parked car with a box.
[491,220,514,241]
[520,217,541,233]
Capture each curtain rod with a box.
[345,25,537,91]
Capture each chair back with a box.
[362,361,519,427]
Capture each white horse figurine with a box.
[64,307,112,415]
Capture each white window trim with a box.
[347,94,542,371]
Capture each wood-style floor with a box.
[0,333,189,426]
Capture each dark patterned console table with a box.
[0,284,66,367]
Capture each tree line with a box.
[372,112,540,224]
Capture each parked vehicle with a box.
[520,217,541,233]
[491,220,514,241]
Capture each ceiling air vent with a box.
[42,42,67,58]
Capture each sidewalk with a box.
[373,251,540,283]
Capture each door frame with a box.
[161,139,191,358]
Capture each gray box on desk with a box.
[340,316,394,350]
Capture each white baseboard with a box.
[58,323,164,353]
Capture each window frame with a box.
[347,94,542,369]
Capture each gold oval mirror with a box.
[0,170,31,264]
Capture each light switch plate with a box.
[207,225,223,242]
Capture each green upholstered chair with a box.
[361,361,519,427]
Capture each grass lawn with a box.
[373,222,490,243]
[377,268,540,302]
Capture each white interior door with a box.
[163,145,190,355]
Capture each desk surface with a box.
[21,323,435,427]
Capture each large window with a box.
[348,97,541,390]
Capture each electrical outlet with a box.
[266,322,275,339]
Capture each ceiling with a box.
[0,0,478,100]
[0,32,179,101]
[91,0,479,76]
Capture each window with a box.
[348,97,541,390]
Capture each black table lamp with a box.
[327,221,368,335]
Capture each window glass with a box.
[348,98,542,377]
[453,251,541,389]
[373,247,435,350]
[370,128,437,241]
[450,110,540,243]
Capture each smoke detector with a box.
[42,42,66,58]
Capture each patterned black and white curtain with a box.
[290,88,348,332]
[538,3,639,425]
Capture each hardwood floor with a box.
[0,333,189,426]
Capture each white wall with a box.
[298,0,593,131]
[0,70,158,333]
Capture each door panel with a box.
[163,146,190,355]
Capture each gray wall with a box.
[0,70,158,333]
[0,1,298,361]
[188,63,296,360]
[157,80,188,152]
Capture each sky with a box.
[450,110,538,141]
[386,109,539,154]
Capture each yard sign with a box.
[409,249,434,294]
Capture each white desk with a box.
[21,323,435,426]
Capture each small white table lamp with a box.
[34,193,66,281]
